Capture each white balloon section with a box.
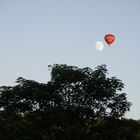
[95,41,104,51]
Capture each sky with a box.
[0,0,140,119]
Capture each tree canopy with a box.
[0,64,139,140]
[49,64,131,119]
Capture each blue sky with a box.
[0,0,140,119]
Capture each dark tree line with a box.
[0,64,139,140]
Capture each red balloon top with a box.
[104,34,115,46]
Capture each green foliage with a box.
[0,64,139,140]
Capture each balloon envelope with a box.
[104,34,115,46]
[95,41,104,51]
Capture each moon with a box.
[95,41,104,51]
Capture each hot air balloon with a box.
[95,41,104,51]
[104,34,115,46]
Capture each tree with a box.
[0,77,62,115]
[49,64,131,119]
[0,64,134,140]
